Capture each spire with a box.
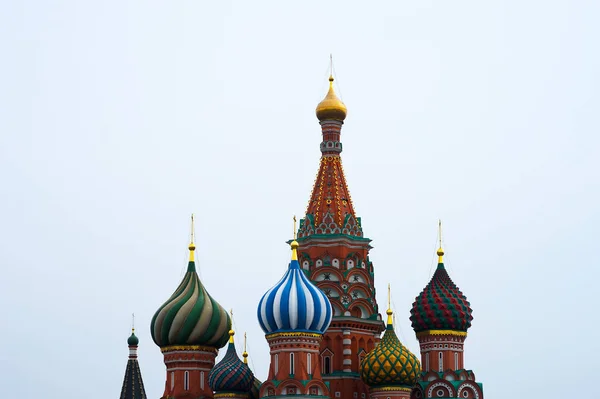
[189,213,196,263]
[242,332,248,364]
[437,219,444,263]
[120,322,147,399]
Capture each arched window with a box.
[200,371,204,389]
[170,372,175,390]
[455,352,459,369]
[425,352,430,372]
[438,352,443,372]
[290,353,295,375]
[324,356,331,374]
[184,371,189,390]
[307,353,312,375]
[275,354,279,374]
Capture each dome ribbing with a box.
[257,240,332,335]
[361,309,420,388]
[316,76,347,122]
[151,242,231,348]
[127,330,139,346]
[209,330,255,394]
[410,247,473,333]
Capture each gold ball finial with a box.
[229,329,235,337]
[386,309,393,316]
[437,248,444,257]
[189,243,196,251]
[290,239,299,261]
[316,75,347,122]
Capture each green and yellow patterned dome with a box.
[150,220,231,349]
[360,304,420,388]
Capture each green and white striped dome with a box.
[150,242,231,348]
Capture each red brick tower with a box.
[150,216,232,399]
[409,223,484,398]
[296,74,385,399]
[257,237,333,398]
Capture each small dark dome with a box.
[127,331,139,346]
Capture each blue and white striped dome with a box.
[257,240,332,335]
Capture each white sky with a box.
[1,1,598,398]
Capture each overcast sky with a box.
[1,1,598,398]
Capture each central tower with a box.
[296,74,385,399]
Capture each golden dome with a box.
[316,76,347,122]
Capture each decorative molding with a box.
[416,330,468,339]
[160,345,218,353]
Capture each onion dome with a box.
[151,220,231,348]
[209,329,255,394]
[316,75,347,122]
[257,238,332,335]
[360,290,420,388]
[410,237,473,333]
[127,329,139,346]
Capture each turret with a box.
[257,219,332,398]
[150,215,231,399]
[209,323,255,399]
[296,62,385,399]
[119,319,148,399]
[360,286,420,399]
[409,222,484,398]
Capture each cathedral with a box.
[119,73,485,399]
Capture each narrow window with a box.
[200,371,204,389]
[184,371,189,390]
[438,352,443,372]
[290,353,295,375]
[170,372,175,390]
[425,353,430,372]
[454,352,459,370]
[324,356,331,374]
[307,353,312,375]
[275,354,279,374]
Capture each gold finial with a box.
[189,214,196,262]
[386,283,393,325]
[316,56,347,122]
[132,313,135,333]
[242,332,248,364]
[291,215,299,261]
[229,309,235,343]
[437,219,444,263]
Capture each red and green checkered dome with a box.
[208,331,255,394]
[410,249,473,333]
